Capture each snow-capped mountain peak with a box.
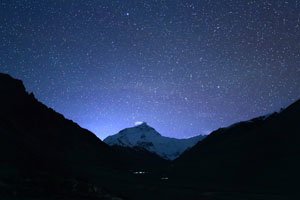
[104,123,205,160]
[118,122,161,137]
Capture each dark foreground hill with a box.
[173,98,300,198]
[0,73,127,199]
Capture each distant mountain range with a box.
[104,122,205,160]
[1,72,300,199]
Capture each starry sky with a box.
[1,0,300,139]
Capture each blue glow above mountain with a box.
[103,122,205,160]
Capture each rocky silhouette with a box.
[0,73,128,199]
[173,99,300,198]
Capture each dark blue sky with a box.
[1,0,299,139]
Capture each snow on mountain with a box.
[103,122,205,160]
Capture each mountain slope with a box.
[0,73,117,175]
[173,99,300,195]
[104,122,205,160]
[0,73,136,199]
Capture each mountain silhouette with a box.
[173,98,300,197]
[0,73,120,172]
[0,73,130,199]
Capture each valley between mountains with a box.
[1,73,300,200]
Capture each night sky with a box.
[1,1,299,139]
